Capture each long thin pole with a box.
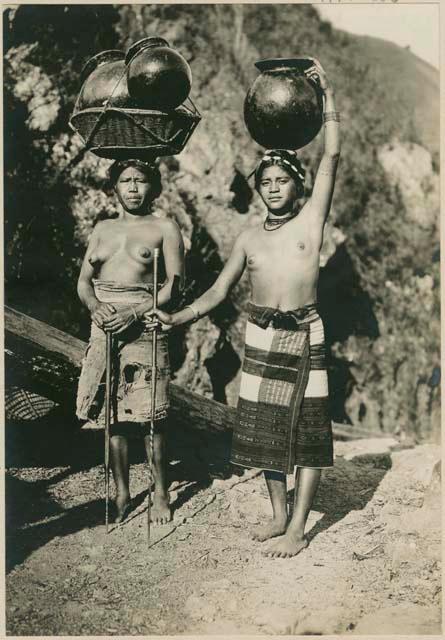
[148,247,160,542]
[104,329,113,533]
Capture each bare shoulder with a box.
[152,215,181,237]
[88,218,114,241]
[233,226,253,251]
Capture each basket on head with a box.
[69,102,201,160]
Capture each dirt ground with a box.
[5,417,442,636]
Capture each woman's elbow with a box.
[77,278,88,301]
[211,283,229,305]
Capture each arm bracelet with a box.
[323,111,341,124]
[184,303,200,321]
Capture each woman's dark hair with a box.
[108,159,162,200]
[254,149,306,198]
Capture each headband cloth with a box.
[260,153,305,181]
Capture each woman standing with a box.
[154,59,340,557]
[76,159,184,524]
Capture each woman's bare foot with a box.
[263,532,308,558]
[251,517,287,542]
[114,493,131,524]
[151,490,172,525]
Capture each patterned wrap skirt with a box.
[231,302,333,474]
[76,280,170,428]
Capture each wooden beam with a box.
[5,306,86,366]
[4,305,234,434]
[5,306,380,440]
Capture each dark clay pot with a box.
[125,36,192,111]
[77,50,130,110]
[244,58,323,150]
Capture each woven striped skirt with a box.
[231,303,333,474]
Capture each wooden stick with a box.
[104,329,113,534]
[148,248,160,542]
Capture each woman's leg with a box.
[110,434,131,522]
[251,470,288,541]
[144,419,171,525]
[264,466,321,557]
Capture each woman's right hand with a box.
[152,309,176,326]
[304,58,331,94]
[90,302,116,329]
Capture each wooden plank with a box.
[5,306,86,366]
[5,305,381,440]
[4,305,233,434]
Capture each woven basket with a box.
[5,387,56,421]
[69,104,201,160]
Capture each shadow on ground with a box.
[290,452,393,544]
[5,410,236,572]
[6,405,392,572]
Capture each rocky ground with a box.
[5,419,442,636]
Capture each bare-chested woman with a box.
[154,59,340,557]
[76,159,184,524]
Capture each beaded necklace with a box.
[263,213,297,232]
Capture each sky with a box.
[316,3,439,69]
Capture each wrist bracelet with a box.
[323,111,340,124]
[184,303,199,321]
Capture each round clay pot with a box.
[244,58,323,150]
[125,36,192,111]
[77,50,130,110]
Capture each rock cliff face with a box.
[378,142,439,229]
[338,141,440,441]
[4,4,440,440]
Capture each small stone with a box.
[226,597,238,613]
[203,579,231,591]
[422,459,441,509]
[78,563,97,574]
[131,611,145,626]
[184,595,217,622]
[245,512,260,525]
[294,607,349,635]
[391,445,441,486]
[255,605,297,634]
[343,437,398,460]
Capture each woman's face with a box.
[114,167,153,213]
[258,164,298,216]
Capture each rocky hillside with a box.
[350,34,439,154]
[4,4,440,440]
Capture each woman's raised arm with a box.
[305,58,341,226]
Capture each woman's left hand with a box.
[102,306,139,334]
[304,58,331,93]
